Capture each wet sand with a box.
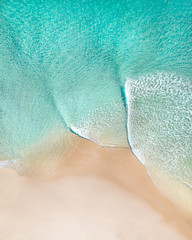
[0,138,191,240]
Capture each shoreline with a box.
[0,138,191,239]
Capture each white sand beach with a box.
[0,138,191,240]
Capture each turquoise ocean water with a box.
[0,0,191,199]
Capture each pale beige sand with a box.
[0,138,191,240]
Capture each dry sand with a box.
[0,138,191,240]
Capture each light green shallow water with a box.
[0,0,191,199]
